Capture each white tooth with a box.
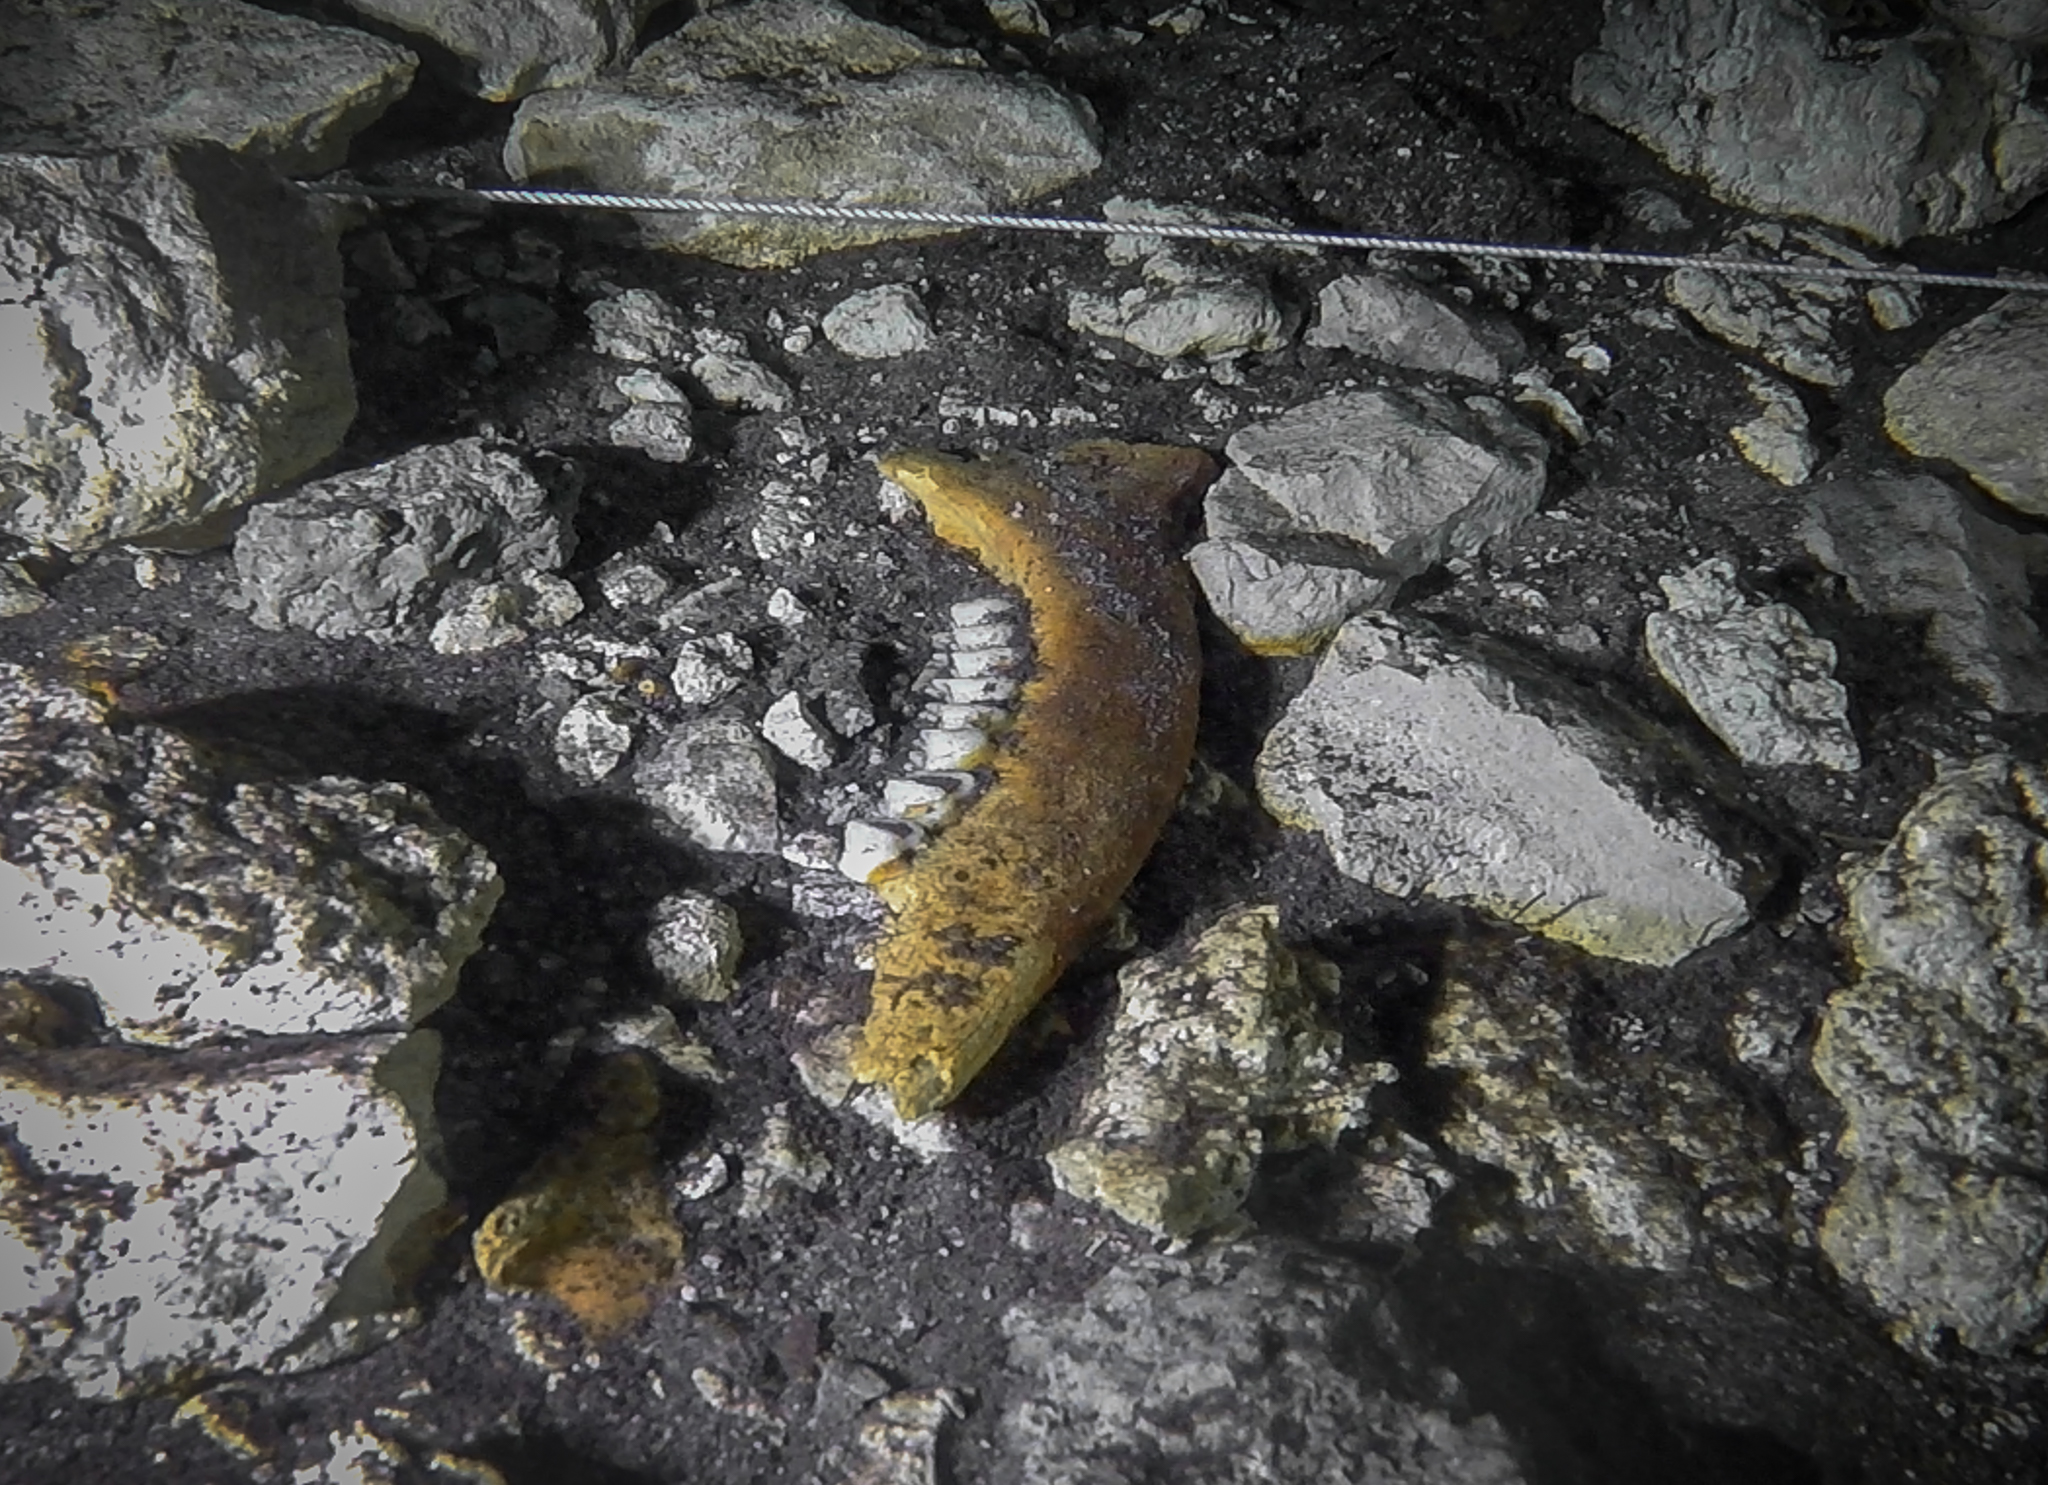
[950,621,1015,651]
[951,645,1025,678]
[838,818,923,882]
[950,597,1018,628]
[923,699,1009,732]
[928,674,1018,704]
[914,727,992,770]
[881,777,962,824]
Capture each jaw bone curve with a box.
[845,441,1215,1120]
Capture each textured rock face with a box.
[1883,294,2048,518]
[1644,558,1859,771]
[0,666,493,1396]
[1046,904,1392,1239]
[1815,756,2048,1356]
[1572,0,2048,245]
[1801,474,2048,713]
[340,0,659,100]
[1188,388,1546,654]
[1257,615,1757,966]
[635,714,782,855]
[232,437,580,641]
[1429,938,1789,1274]
[1306,273,1526,382]
[999,1243,1527,1485]
[503,0,1101,267]
[0,0,417,172]
[0,145,355,551]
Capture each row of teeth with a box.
[838,596,1025,884]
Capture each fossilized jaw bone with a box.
[849,441,1215,1120]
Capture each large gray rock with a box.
[1429,936,1790,1273]
[1801,475,2048,713]
[1814,755,2048,1356]
[0,665,503,1047]
[1884,294,2048,519]
[504,0,1100,267]
[1665,223,1895,388]
[340,0,658,100]
[233,438,579,641]
[1573,0,2048,245]
[1644,558,1860,771]
[998,1243,1527,1485]
[1188,388,1547,654]
[0,1032,445,1397]
[0,0,416,173]
[0,145,355,551]
[1046,905,1392,1240]
[1306,273,1527,382]
[1257,615,1757,966]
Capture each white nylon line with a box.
[302,180,2048,295]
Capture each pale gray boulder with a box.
[504,0,1101,267]
[1573,0,2048,245]
[1306,273,1527,382]
[1257,615,1758,967]
[1884,294,2048,519]
[0,145,354,551]
[340,0,660,100]
[0,0,416,172]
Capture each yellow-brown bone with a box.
[851,442,1214,1118]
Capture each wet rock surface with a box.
[7,0,2048,1481]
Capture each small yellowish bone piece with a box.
[850,442,1215,1118]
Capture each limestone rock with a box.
[1306,273,1527,382]
[233,438,579,641]
[1428,936,1789,1272]
[504,0,1101,267]
[0,145,354,551]
[1188,388,1546,654]
[1815,756,2048,1355]
[1067,197,1291,361]
[1884,294,2048,518]
[0,1031,445,1397]
[340,0,659,101]
[0,665,502,1047]
[0,0,416,172]
[999,1243,1527,1485]
[646,892,744,1003]
[1729,369,1818,486]
[635,714,781,855]
[1644,558,1859,771]
[1573,0,2048,245]
[1257,615,1757,966]
[1801,474,2048,713]
[1046,904,1393,1240]
[822,284,934,359]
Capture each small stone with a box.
[761,693,836,769]
[555,695,639,784]
[588,288,692,364]
[617,368,688,404]
[609,405,696,463]
[646,891,744,1003]
[822,285,934,359]
[737,1107,831,1218]
[987,0,1051,37]
[1306,273,1525,382]
[668,634,753,705]
[1729,369,1817,486]
[635,715,780,855]
[428,581,530,654]
[0,561,46,618]
[597,560,673,609]
[690,344,795,413]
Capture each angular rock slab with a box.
[1644,558,1859,771]
[1572,0,2048,245]
[1000,1243,1528,1485]
[504,0,1100,267]
[1801,474,2048,713]
[0,1031,445,1397]
[0,0,417,172]
[233,437,579,640]
[1815,755,2048,1356]
[1306,272,1527,382]
[0,145,355,551]
[0,664,503,1046]
[1046,904,1393,1240]
[341,0,657,101]
[1257,615,1757,966]
[1189,387,1546,654]
[1884,294,2048,518]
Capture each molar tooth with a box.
[881,776,968,825]
[927,675,1018,704]
[950,621,1015,650]
[913,726,993,770]
[950,597,1018,628]
[838,818,924,883]
[923,699,1009,732]
[950,645,1025,678]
